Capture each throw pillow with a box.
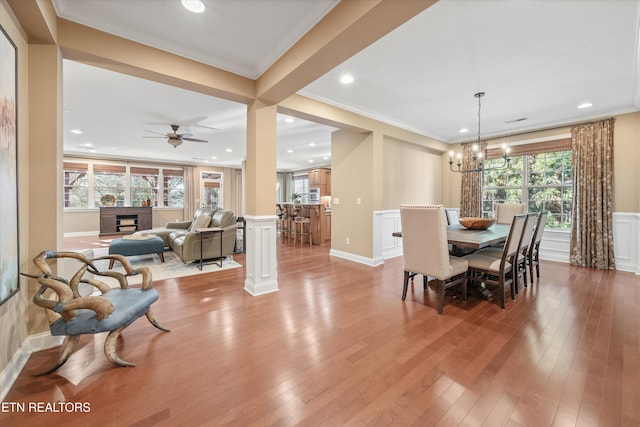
[190,213,211,231]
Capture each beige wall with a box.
[612,112,640,212]
[331,129,376,257]
[382,137,443,210]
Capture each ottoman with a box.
[108,236,165,269]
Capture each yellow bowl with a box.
[459,217,496,230]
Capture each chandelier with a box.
[448,92,511,174]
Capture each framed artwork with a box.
[0,24,19,306]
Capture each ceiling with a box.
[56,0,640,171]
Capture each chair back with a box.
[531,212,548,247]
[445,208,460,225]
[399,205,451,280]
[503,214,528,262]
[518,213,538,263]
[495,203,526,224]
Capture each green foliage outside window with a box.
[483,150,572,229]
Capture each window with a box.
[163,169,184,207]
[63,160,184,208]
[201,172,222,209]
[93,164,126,207]
[292,174,309,203]
[483,141,572,229]
[130,167,159,207]
[63,162,88,208]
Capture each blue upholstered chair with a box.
[22,250,170,376]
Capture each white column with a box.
[244,215,278,295]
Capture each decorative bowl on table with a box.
[458,217,496,230]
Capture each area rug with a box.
[58,248,243,287]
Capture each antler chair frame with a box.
[22,250,170,376]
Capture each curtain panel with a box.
[183,166,196,220]
[570,118,615,270]
[459,142,486,217]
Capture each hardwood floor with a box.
[2,238,639,426]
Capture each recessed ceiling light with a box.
[459,128,469,133]
[211,156,217,160]
[284,117,295,123]
[287,149,294,153]
[308,159,314,163]
[70,129,83,134]
[309,142,316,147]
[182,0,205,13]
[76,143,94,148]
[225,148,232,153]
[323,156,329,160]
[340,74,354,85]
[578,102,593,109]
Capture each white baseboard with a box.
[0,333,62,402]
[329,249,380,267]
[64,231,99,237]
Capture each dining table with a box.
[392,223,511,249]
[393,223,512,299]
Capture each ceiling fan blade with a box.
[143,136,167,138]
[178,133,193,138]
[183,137,208,143]
[145,130,168,136]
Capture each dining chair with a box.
[462,214,527,309]
[475,213,537,293]
[527,212,548,284]
[495,203,526,224]
[445,208,460,225]
[399,205,468,314]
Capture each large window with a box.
[130,166,158,207]
[93,164,126,207]
[63,160,184,209]
[482,139,572,230]
[63,162,89,208]
[163,169,184,207]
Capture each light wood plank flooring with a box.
[2,238,639,426]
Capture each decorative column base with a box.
[243,215,278,295]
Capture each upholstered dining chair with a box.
[462,214,528,309]
[445,208,460,225]
[475,213,537,293]
[495,203,526,224]
[399,205,468,314]
[527,212,548,284]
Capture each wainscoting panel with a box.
[613,213,640,274]
[373,210,402,264]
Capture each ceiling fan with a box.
[144,124,208,148]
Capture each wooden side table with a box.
[195,227,224,270]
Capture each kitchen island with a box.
[280,203,330,245]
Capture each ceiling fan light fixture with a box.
[181,0,205,13]
[167,138,183,148]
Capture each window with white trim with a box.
[482,139,572,230]
[63,160,185,208]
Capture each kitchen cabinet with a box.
[308,168,331,196]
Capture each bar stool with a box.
[276,204,291,242]
[293,215,312,246]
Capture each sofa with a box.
[146,208,238,263]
